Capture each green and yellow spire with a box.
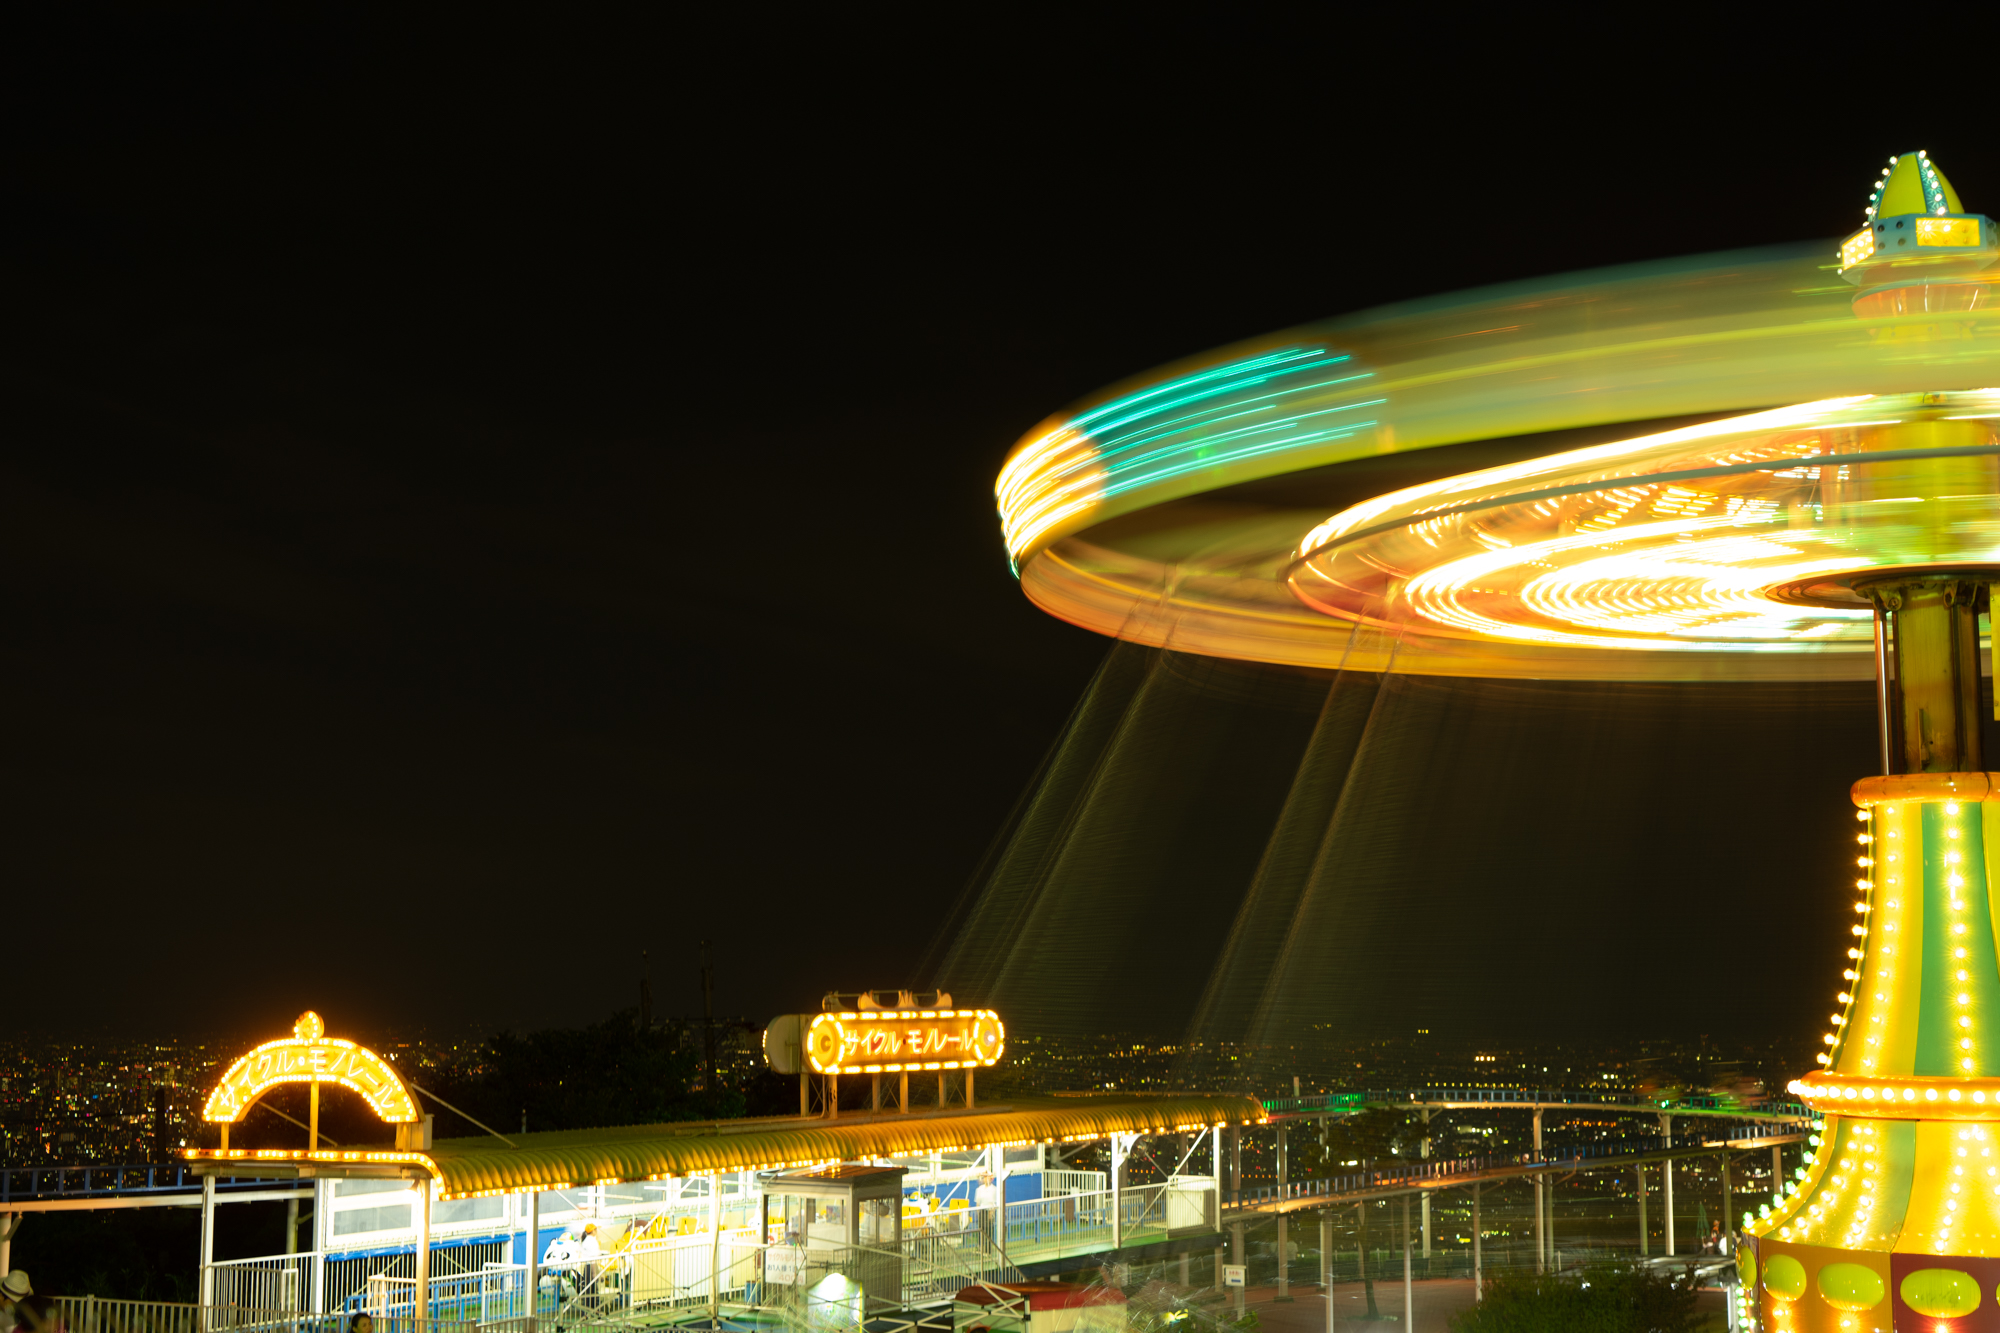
[1840,150,1996,284]
[1868,152,1966,221]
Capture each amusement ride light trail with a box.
[998,152,2000,1330]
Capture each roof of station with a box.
[184,1092,1265,1200]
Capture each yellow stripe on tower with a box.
[1895,1120,2000,1256]
[1839,802,1924,1078]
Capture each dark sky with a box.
[0,14,1976,1037]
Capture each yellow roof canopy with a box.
[185,1092,1266,1200]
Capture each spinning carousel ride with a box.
[998,153,2000,1331]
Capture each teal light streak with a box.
[1079,355,1359,444]
[1089,371,1375,465]
[1099,400,1388,494]
[1103,421,1380,497]
[1067,348,1336,433]
[1006,344,1377,576]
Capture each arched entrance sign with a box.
[203,1011,419,1134]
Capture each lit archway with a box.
[203,1011,418,1149]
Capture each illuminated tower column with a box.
[1749,562,2000,1329]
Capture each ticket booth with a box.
[763,1164,906,1315]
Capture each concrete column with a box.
[1419,1110,1431,1258]
[415,1177,432,1325]
[286,1196,299,1257]
[1229,1122,1244,1312]
[1546,1171,1556,1270]
[709,1172,723,1325]
[1320,1212,1334,1333]
[1471,1184,1482,1302]
[1531,1108,1544,1274]
[1658,1113,1679,1260]
[199,1174,216,1317]
[1231,1217,1246,1315]
[991,1144,1008,1248]
[312,1179,328,1315]
[525,1189,540,1332]
[1276,1124,1290,1302]
[1401,1196,1412,1333]
[1112,1134,1125,1251]
[1637,1164,1649,1257]
[1229,1124,1242,1201]
[1664,1159,1676,1257]
[1658,1112,1677,1258]
[1720,1154,1732,1247]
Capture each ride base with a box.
[1747,774,2000,1330]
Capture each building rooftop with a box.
[184,1090,1265,1199]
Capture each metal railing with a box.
[231,1225,1013,1332]
[1261,1088,1814,1122]
[1225,1127,1805,1210]
[50,1297,477,1333]
[1040,1169,1109,1196]
[206,1239,512,1316]
[0,1165,295,1203]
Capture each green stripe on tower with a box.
[1914,805,2000,1075]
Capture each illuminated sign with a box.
[202,1011,420,1125]
[1917,217,1981,247]
[802,1009,1004,1075]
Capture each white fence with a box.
[1042,1169,1110,1197]
[200,1224,1018,1333]
[206,1240,511,1316]
[203,1174,1219,1331]
[51,1298,477,1333]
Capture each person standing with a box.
[974,1173,1001,1245]
[0,1272,31,1333]
[575,1223,601,1310]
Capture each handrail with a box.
[0,1163,299,1203]
[1218,1125,1810,1210]
[51,1295,481,1333]
[1259,1088,1815,1121]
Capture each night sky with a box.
[2,15,1981,1037]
